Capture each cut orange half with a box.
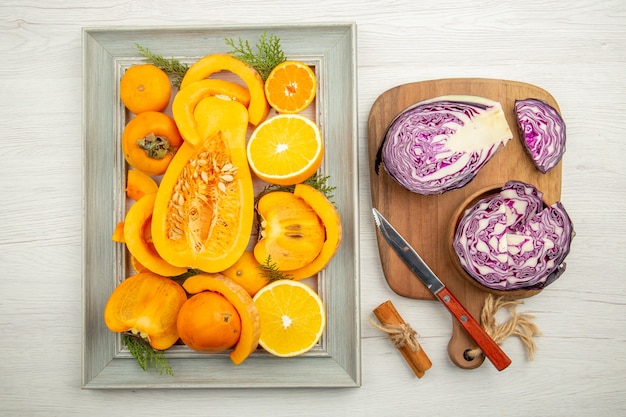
[247,114,323,186]
[252,280,325,357]
[264,60,317,114]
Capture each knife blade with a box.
[372,208,511,371]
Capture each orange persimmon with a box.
[253,184,342,280]
[220,251,270,297]
[176,291,242,353]
[120,64,171,114]
[104,272,187,350]
[182,273,261,365]
[122,111,183,176]
[125,169,159,201]
[253,190,325,271]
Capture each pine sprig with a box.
[258,255,293,282]
[303,174,336,202]
[255,173,337,205]
[136,44,188,88]
[122,333,173,376]
[225,31,286,81]
[169,268,200,286]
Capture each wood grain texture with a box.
[1,0,625,416]
[368,78,562,368]
[368,79,562,298]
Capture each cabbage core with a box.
[377,95,512,195]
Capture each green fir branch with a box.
[302,174,336,202]
[225,31,286,81]
[258,255,293,282]
[136,44,188,88]
[169,268,201,285]
[255,173,337,206]
[122,333,173,376]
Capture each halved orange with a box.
[264,60,317,114]
[247,114,323,186]
[252,280,325,357]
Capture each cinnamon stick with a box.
[373,300,432,378]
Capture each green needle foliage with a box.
[122,333,173,376]
[258,255,293,282]
[136,44,189,88]
[255,173,337,206]
[225,31,286,81]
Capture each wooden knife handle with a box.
[436,287,512,371]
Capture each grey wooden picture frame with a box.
[81,23,360,389]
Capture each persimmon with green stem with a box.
[122,111,183,176]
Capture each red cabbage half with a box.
[453,180,574,291]
[375,95,513,194]
[514,98,566,173]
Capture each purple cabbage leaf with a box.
[514,98,566,174]
[453,180,574,291]
[376,95,513,195]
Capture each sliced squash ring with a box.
[287,184,343,280]
[173,79,251,147]
[123,193,188,277]
[179,54,270,127]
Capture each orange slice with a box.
[264,61,317,114]
[252,280,325,357]
[247,114,323,186]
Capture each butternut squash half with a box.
[151,96,255,273]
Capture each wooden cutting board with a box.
[367,78,563,369]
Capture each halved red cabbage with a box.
[514,98,566,173]
[376,95,513,194]
[453,180,574,291]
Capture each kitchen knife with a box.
[372,208,512,371]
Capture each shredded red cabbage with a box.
[514,98,566,173]
[376,95,512,194]
[453,180,574,291]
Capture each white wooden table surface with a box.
[1,1,625,416]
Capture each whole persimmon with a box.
[122,111,183,176]
[177,291,242,353]
[220,251,270,297]
[120,64,171,114]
